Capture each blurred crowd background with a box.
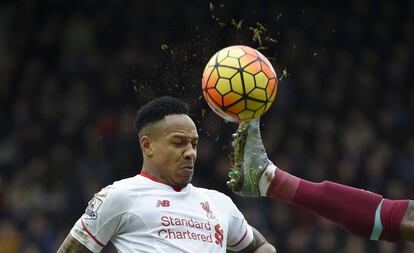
[1,0,414,252]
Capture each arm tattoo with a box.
[227,227,267,253]
[57,234,93,253]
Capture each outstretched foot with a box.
[227,119,271,196]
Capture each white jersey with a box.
[70,173,254,253]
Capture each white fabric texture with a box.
[70,174,253,253]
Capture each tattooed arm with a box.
[228,227,276,253]
[57,234,93,253]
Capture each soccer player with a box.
[57,97,276,253]
[228,119,414,243]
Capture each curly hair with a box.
[135,96,191,136]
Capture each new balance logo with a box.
[156,200,170,207]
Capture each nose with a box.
[183,145,197,160]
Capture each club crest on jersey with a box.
[200,201,216,220]
[84,197,103,220]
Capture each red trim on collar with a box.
[140,171,182,192]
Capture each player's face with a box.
[149,114,198,188]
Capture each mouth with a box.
[180,166,194,176]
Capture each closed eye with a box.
[172,141,186,147]
[171,136,198,148]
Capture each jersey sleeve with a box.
[70,185,130,253]
[225,197,254,252]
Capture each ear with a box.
[140,135,153,157]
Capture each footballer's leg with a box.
[228,119,413,242]
[227,119,270,196]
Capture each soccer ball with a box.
[201,45,278,122]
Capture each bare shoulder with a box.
[57,234,93,253]
[401,200,414,242]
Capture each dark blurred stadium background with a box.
[1,0,414,252]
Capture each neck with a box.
[140,166,184,192]
[141,166,164,181]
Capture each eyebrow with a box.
[170,134,199,141]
